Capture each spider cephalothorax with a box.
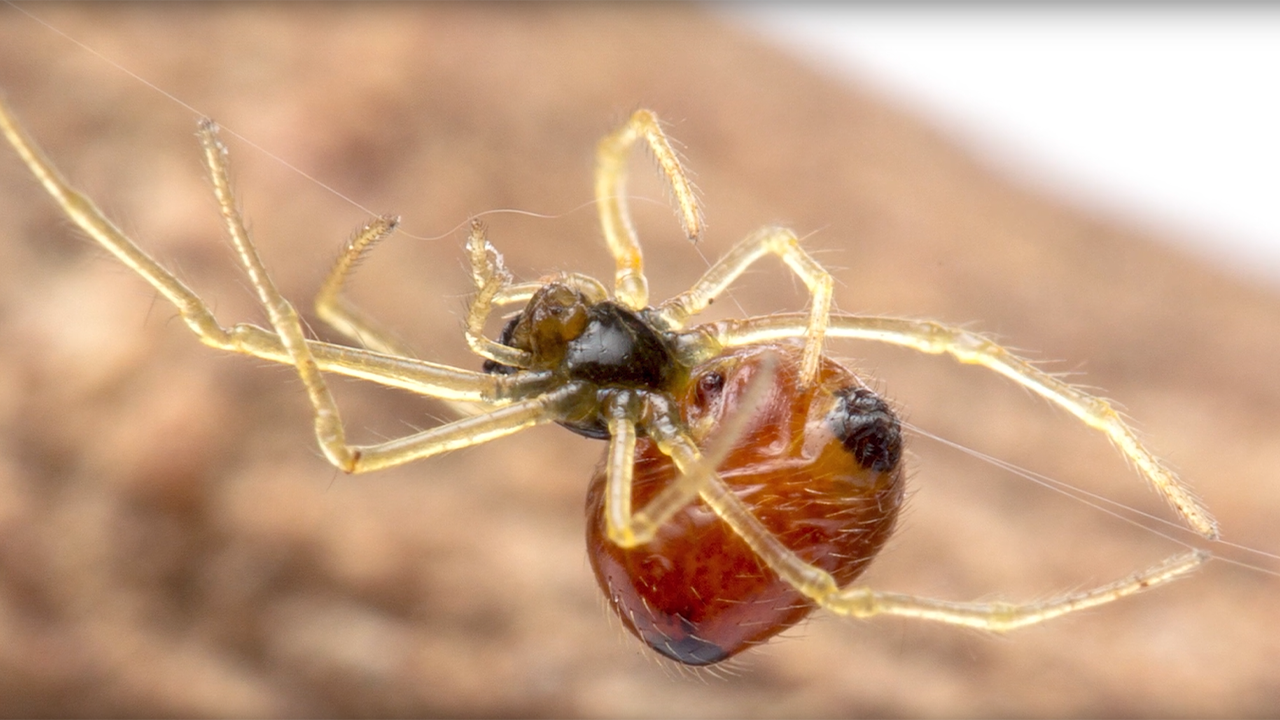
[481,281,686,439]
[0,99,1215,666]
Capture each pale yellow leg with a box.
[0,100,235,348]
[464,220,535,368]
[2,99,538,403]
[314,214,417,357]
[596,109,704,309]
[707,312,1219,539]
[668,427,1207,632]
[317,214,502,420]
[823,550,1206,630]
[462,221,612,366]
[330,383,585,473]
[0,97,576,473]
[654,225,833,385]
[603,401,727,548]
[603,403,741,550]
[602,353,780,548]
[602,402,641,545]
[232,323,551,404]
[198,119,371,471]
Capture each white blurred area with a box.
[729,6,1280,288]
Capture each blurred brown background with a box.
[0,4,1277,717]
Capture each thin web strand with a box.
[903,419,1280,579]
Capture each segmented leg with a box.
[822,550,1206,630]
[706,312,1219,539]
[465,218,614,370]
[602,354,780,547]
[654,225,834,385]
[325,383,585,473]
[202,122,602,474]
[601,395,714,548]
[233,323,552,404]
[465,220,535,368]
[2,100,549,404]
[314,214,416,357]
[316,214,508,420]
[0,98,577,473]
[0,101,235,349]
[601,400,642,545]
[198,118,375,472]
[596,108,703,309]
[664,425,1207,632]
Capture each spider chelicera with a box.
[0,99,1216,666]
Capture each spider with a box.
[0,99,1216,666]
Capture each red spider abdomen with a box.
[585,344,905,665]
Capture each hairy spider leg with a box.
[617,339,1207,633]
[600,351,783,547]
[0,98,549,405]
[464,220,538,368]
[598,383,851,586]
[313,214,417,357]
[200,121,598,473]
[316,213,517,366]
[653,225,834,385]
[629,311,1215,631]
[462,220,612,367]
[710,312,1218,539]
[825,550,1205,631]
[595,108,704,310]
[0,98,582,473]
[231,324,550,403]
[315,215,523,421]
[596,111,832,384]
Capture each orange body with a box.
[586,344,905,665]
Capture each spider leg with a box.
[1,98,571,469]
[642,420,854,599]
[314,214,417,357]
[596,109,704,310]
[820,550,1206,631]
[195,118,397,472]
[601,404,641,543]
[327,382,586,473]
[654,225,833,385]
[602,354,780,547]
[661,413,1206,632]
[235,324,584,468]
[707,312,1220,539]
[232,324,554,405]
[0,99,236,351]
[464,220,535,368]
[316,215,519,419]
[197,123,592,473]
[601,396,713,547]
[465,220,611,366]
